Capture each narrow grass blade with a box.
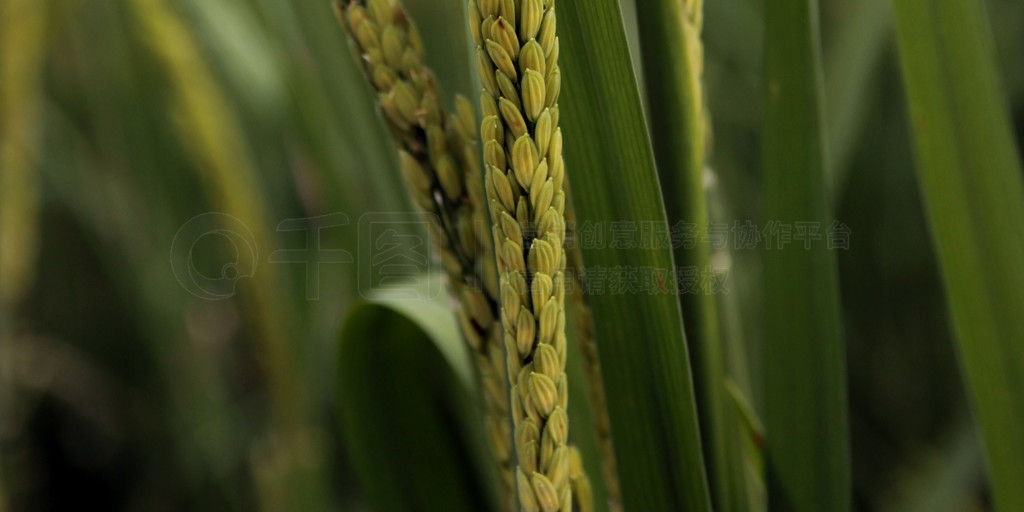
[891,0,1024,509]
[338,291,496,512]
[558,1,712,509]
[762,0,850,510]
[631,1,744,510]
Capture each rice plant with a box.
[1,0,1022,510]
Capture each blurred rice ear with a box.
[0,0,48,319]
[128,0,331,508]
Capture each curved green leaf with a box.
[338,293,496,512]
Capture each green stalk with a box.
[632,1,742,510]
[891,0,1024,509]
[762,0,850,510]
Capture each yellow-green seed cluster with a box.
[469,1,588,511]
[336,0,514,504]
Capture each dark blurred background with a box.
[1,0,1021,510]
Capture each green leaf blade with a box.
[891,0,1024,509]
[630,1,745,509]
[762,0,850,510]
[558,1,712,509]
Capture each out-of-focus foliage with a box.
[0,0,1021,509]
[891,0,1024,508]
